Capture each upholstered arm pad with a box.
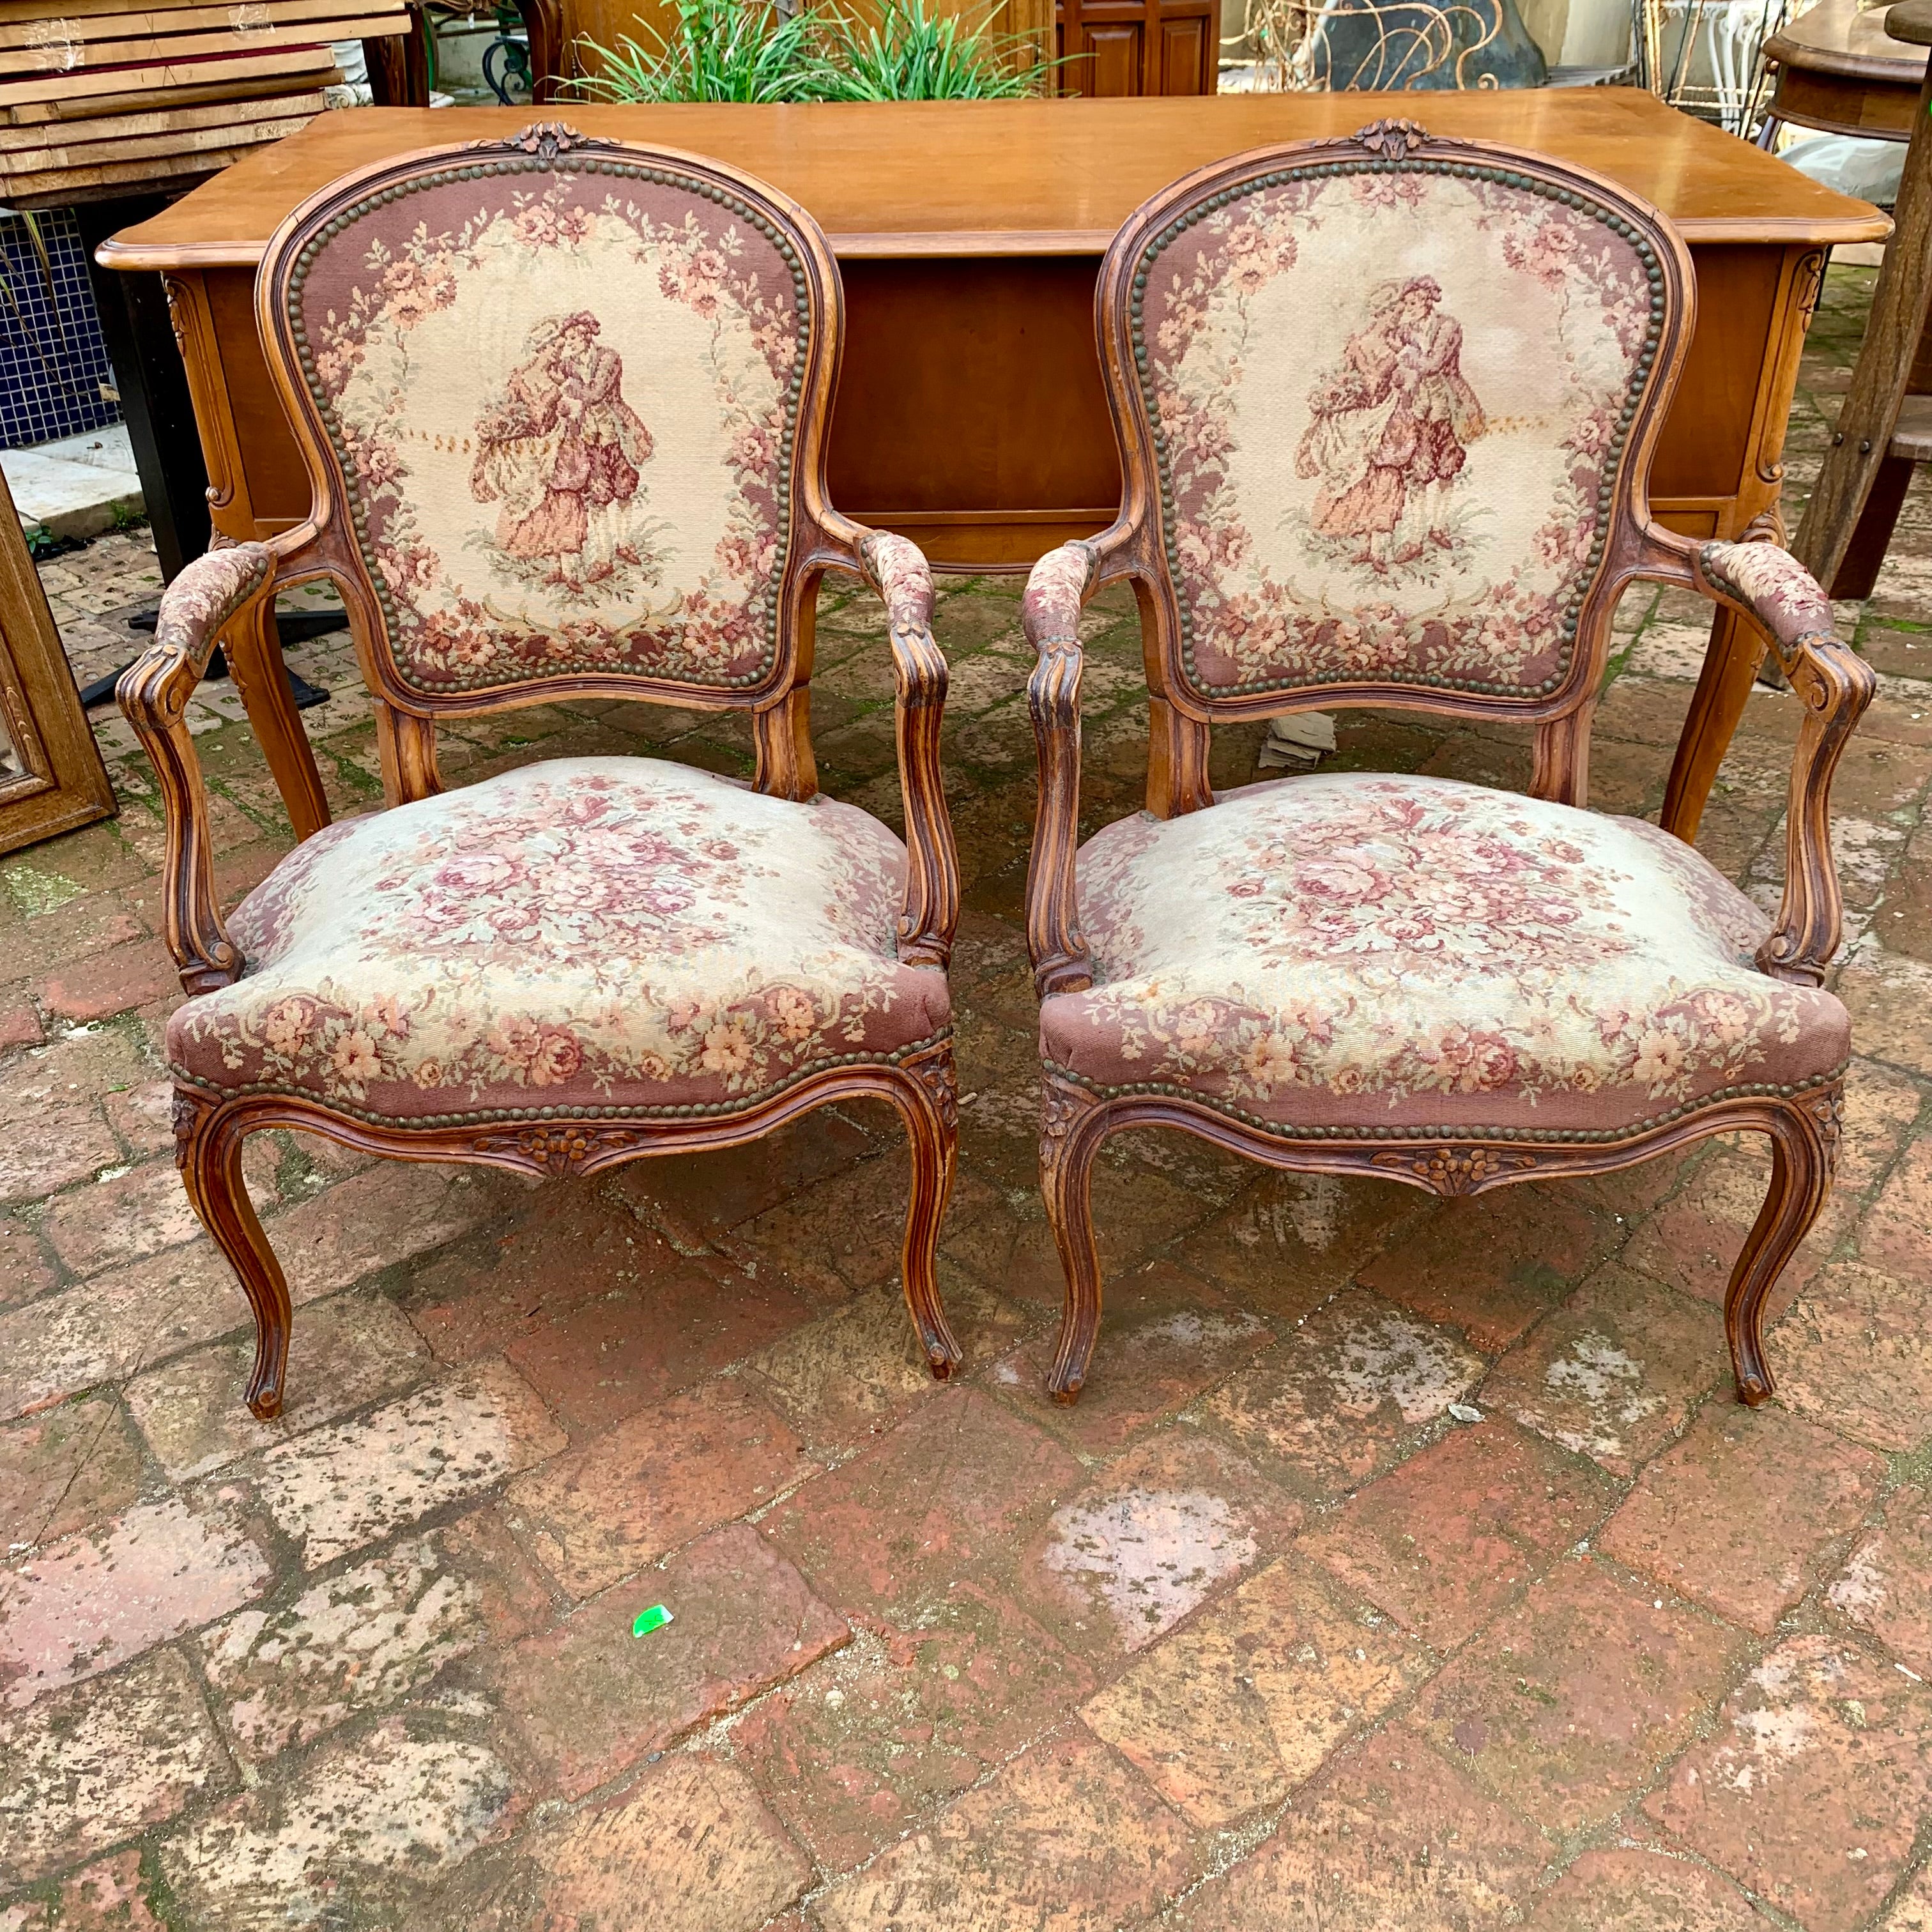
[117,542,277,995]
[1694,538,1877,985]
[1023,541,1101,996]
[856,530,958,970]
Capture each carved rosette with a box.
[1040,1077,1091,1165]
[908,1048,959,1133]
[1370,1144,1543,1193]
[1352,119,1431,160]
[474,121,615,163]
[1808,1085,1844,1176]
[478,1122,648,1174]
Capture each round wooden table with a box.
[1758,0,1928,147]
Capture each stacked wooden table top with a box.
[0,0,411,207]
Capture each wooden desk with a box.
[1759,0,1928,143]
[101,93,1886,843]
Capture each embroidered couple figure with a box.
[470,310,657,590]
[1295,274,1487,571]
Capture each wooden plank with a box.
[3,139,269,199]
[8,111,316,172]
[19,68,334,120]
[0,1,406,46]
[0,88,322,150]
[0,15,408,77]
[0,45,339,109]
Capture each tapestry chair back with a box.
[1104,121,1695,764]
[257,123,839,791]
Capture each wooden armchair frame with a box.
[1023,122,1874,1407]
[120,124,962,1420]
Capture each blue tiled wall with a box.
[0,207,122,450]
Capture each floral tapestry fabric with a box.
[156,543,273,673]
[1699,539,1837,651]
[291,167,806,696]
[170,758,949,1122]
[1136,167,1657,697]
[1041,774,1847,1133]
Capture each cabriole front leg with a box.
[1041,1070,1110,1403]
[894,1040,963,1379]
[174,1089,292,1420]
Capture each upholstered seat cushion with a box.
[1041,774,1847,1135]
[171,758,949,1123]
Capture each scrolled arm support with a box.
[1024,541,1100,997]
[1694,539,1876,985]
[116,543,277,995]
[856,529,958,970]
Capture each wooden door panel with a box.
[1157,12,1212,91]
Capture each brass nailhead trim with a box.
[1043,1058,1848,1146]
[172,1032,952,1131]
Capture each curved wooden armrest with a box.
[1023,540,1101,996]
[116,544,277,995]
[1694,538,1877,985]
[854,528,958,970]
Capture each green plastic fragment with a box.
[632,1603,673,1638]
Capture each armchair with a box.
[1025,120,1871,1409]
[121,123,961,1420]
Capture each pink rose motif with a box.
[330,1029,381,1086]
[702,1023,753,1075]
[530,1029,582,1086]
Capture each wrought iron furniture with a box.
[118,122,962,1420]
[1023,120,1871,1407]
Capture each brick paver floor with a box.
[3,261,1930,1930]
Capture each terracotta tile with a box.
[1520,1847,1775,1932]
[1173,1730,1551,1931]
[815,1724,1197,1932]
[747,1268,1032,1453]
[258,1357,565,1568]
[1773,1261,1932,1453]
[1015,1425,1301,1660]
[201,1508,552,1762]
[100,1077,182,1161]
[0,1098,121,1210]
[1650,1635,1932,1932]
[502,1251,815,1440]
[728,1148,931,1301]
[36,942,178,1025]
[1083,1557,1430,1828]
[1482,1266,1722,1477]
[1206,1288,1485,1498]
[158,1715,514,1929]
[56,1848,167,1931]
[1600,1401,1885,1632]
[763,1385,1084,1620]
[1302,1418,1618,1651]
[993,1260,1271,1455]
[733,1579,1096,1871]
[125,1292,430,1482]
[0,1489,271,1710]
[1872,1863,1932,1932]
[0,1650,229,1889]
[454,1758,810,1932]
[405,1199,695,1363]
[493,1522,846,1799]
[1180,1169,1423,1323]
[1860,1136,1932,1288]
[1827,1480,1932,1676]
[508,1375,812,1598]
[604,1110,877,1250]
[0,1395,144,1551]
[0,1216,56,1313]
[41,1160,204,1280]
[1413,1554,1746,1834]
[1359,1182,1618,1353]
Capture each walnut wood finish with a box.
[119,125,963,1419]
[101,95,1883,847]
[1760,0,1927,142]
[1024,125,1868,1409]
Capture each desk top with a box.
[100,89,1889,269]
[1763,0,1928,81]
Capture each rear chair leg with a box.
[1725,1085,1839,1406]
[175,1091,291,1420]
[1041,1071,1108,1403]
